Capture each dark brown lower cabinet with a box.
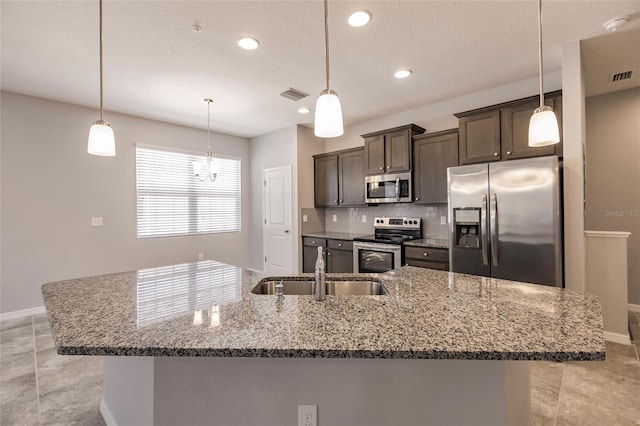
[302,238,353,273]
[326,240,353,273]
[404,246,449,271]
[303,237,326,273]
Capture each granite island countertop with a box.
[41,261,605,361]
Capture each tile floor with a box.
[1,312,639,426]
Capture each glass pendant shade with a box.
[87,120,116,156]
[314,90,344,138]
[528,106,560,147]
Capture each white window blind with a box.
[136,146,241,238]
[136,261,242,326]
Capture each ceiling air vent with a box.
[610,70,633,82]
[280,88,309,102]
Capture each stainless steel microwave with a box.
[365,172,412,203]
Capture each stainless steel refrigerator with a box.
[447,156,563,287]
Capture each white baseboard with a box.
[629,304,640,313]
[0,306,46,322]
[603,331,631,345]
[100,398,117,426]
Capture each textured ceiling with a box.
[2,1,639,138]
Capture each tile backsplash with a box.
[323,204,449,240]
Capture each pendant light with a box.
[87,0,116,156]
[528,0,560,147]
[192,99,218,183]
[314,0,344,138]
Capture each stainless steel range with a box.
[353,217,422,273]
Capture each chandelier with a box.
[192,98,218,182]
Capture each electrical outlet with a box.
[303,214,308,223]
[441,216,447,225]
[198,253,204,261]
[332,214,337,222]
[298,405,317,426]
[91,217,103,227]
[362,214,367,223]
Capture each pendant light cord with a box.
[537,0,544,108]
[324,0,330,91]
[99,0,104,121]
[207,100,211,151]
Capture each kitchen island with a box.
[42,260,605,426]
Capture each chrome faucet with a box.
[314,246,326,301]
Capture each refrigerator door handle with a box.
[481,194,489,266]
[490,193,499,266]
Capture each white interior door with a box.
[263,166,293,274]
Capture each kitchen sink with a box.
[251,278,388,296]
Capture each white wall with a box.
[296,125,325,271]
[249,126,298,272]
[0,91,251,314]
[585,87,640,304]
[324,71,562,152]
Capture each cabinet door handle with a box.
[284,230,290,233]
[494,152,499,156]
[379,166,383,170]
[328,252,331,256]
[506,151,512,155]
[415,197,419,201]
[423,252,428,257]
[312,240,316,244]
[334,199,338,203]
[340,200,343,203]
[338,243,342,247]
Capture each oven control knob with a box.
[413,220,418,225]
[404,220,407,224]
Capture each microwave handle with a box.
[396,178,400,202]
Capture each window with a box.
[136,146,241,238]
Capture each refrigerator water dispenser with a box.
[453,208,481,249]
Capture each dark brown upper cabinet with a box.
[314,154,338,207]
[362,124,426,174]
[455,91,563,165]
[314,147,365,208]
[412,129,459,204]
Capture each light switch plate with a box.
[91,217,103,227]
[332,214,337,222]
[303,214,308,223]
[441,216,447,225]
[362,215,367,223]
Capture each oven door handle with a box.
[396,178,400,202]
[353,241,402,252]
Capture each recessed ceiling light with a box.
[237,37,260,50]
[394,69,412,79]
[348,11,371,27]
[298,107,311,114]
[603,17,628,32]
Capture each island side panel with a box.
[151,357,530,426]
[101,357,155,426]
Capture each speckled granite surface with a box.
[301,231,367,241]
[404,239,449,249]
[41,261,605,361]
